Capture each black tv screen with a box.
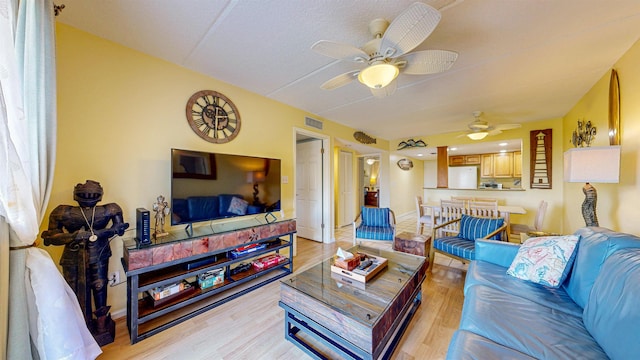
[170,148,281,226]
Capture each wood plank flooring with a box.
[97,215,466,359]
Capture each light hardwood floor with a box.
[98,215,467,359]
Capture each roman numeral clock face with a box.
[186,90,241,143]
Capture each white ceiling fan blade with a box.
[400,50,458,75]
[311,40,369,62]
[488,129,503,136]
[494,123,522,131]
[370,78,397,98]
[379,2,441,59]
[321,70,360,90]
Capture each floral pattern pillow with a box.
[507,234,579,288]
[227,197,248,216]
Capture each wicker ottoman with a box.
[393,231,431,258]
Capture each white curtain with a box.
[0,0,101,359]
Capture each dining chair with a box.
[429,214,507,271]
[451,196,474,207]
[438,199,468,237]
[474,197,498,203]
[353,206,396,245]
[510,200,548,241]
[415,196,437,235]
[468,200,499,218]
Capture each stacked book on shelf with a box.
[229,243,267,259]
[146,279,195,307]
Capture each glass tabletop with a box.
[281,245,425,326]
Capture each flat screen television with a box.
[170,148,281,226]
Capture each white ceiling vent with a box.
[305,117,323,130]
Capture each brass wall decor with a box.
[186,90,241,144]
[530,129,552,189]
[397,139,427,150]
[571,119,596,148]
[609,69,620,145]
[397,158,413,170]
[353,131,377,144]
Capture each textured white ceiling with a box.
[58,0,640,145]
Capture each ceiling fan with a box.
[460,111,522,140]
[311,2,458,98]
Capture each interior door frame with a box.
[294,127,333,243]
[338,150,355,227]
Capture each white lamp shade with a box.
[246,171,266,183]
[467,131,488,140]
[564,146,621,183]
[358,63,399,89]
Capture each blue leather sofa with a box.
[447,227,640,360]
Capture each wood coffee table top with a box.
[281,245,425,326]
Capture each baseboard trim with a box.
[111,307,127,319]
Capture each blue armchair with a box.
[429,214,507,271]
[353,207,396,245]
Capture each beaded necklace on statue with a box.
[80,206,98,242]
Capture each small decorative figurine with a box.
[41,180,129,346]
[153,195,171,238]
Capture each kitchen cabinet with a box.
[513,151,522,177]
[481,152,517,178]
[449,155,465,166]
[450,154,481,166]
[493,152,514,177]
[464,154,481,164]
[481,154,493,177]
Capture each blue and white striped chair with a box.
[353,207,396,245]
[429,214,507,271]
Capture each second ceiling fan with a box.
[460,111,522,140]
[311,2,458,98]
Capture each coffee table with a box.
[279,245,426,359]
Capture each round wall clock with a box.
[185,90,241,143]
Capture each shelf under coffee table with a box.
[279,245,426,360]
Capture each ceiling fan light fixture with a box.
[358,63,399,89]
[467,131,488,140]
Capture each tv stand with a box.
[121,216,296,344]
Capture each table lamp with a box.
[247,171,266,205]
[564,146,620,226]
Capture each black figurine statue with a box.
[42,180,129,346]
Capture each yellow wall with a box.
[563,38,640,234]
[391,118,565,234]
[49,24,385,314]
[389,154,425,218]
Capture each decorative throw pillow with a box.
[507,234,579,288]
[227,197,248,216]
[459,214,504,241]
[361,207,390,227]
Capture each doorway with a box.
[294,128,331,243]
[359,154,381,209]
[338,150,355,227]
